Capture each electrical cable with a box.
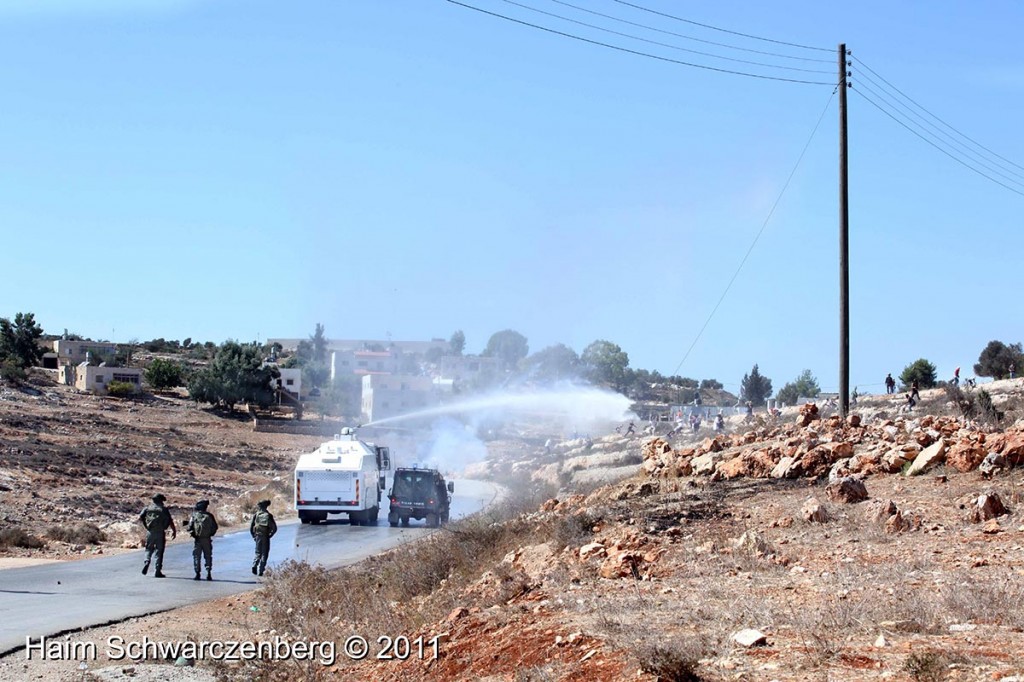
[671,87,838,377]
[854,56,1024,175]
[495,0,832,73]
[445,0,835,85]
[547,0,832,63]
[852,78,1024,190]
[852,64,1024,184]
[853,88,1024,199]
[613,0,833,53]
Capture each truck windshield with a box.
[393,471,434,499]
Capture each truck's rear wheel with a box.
[400,516,410,527]
[426,513,439,528]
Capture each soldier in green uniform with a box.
[185,499,219,581]
[249,499,277,576]
[138,493,177,578]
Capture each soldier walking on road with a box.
[185,499,219,581]
[250,499,277,577]
[139,493,176,578]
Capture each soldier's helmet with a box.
[152,493,166,503]
[195,500,210,511]
[257,500,271,509]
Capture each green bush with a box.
[0,358,26,384]
[106,380,136,397]
[145,358,184,390]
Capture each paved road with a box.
[0,478,500,656]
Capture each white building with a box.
[73,363,143,395]
[360,374,435,423]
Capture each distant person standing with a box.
[1010,363,1016,379]
[910,380,920,403]
[885,373,896,395]
[185,499,219,581]
[250,500,277,577]
[139,493,176,578]
[953,367,961,387]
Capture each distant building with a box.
[271,337,449,357]
[331,349,402,381]
[49,340,118,367]
[360,374,435,423]
[438,354,499,386]
[73,363,142,395]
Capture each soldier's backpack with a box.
[191,511,216,539]
[143,506,166,531]
[253,510,271,532]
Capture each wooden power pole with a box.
[838,44,850,418]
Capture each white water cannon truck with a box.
[294,428,394,526]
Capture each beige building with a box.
[74,363,143,395]
[51,339,118,366]
[360,374,435,423]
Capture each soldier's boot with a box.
[154,571,166,578]
[252,566,258,575]
[206,571,213,581]
[193,572,201,581]
[142,561,149,575]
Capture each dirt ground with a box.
[4,376,1024,681]
[0,377,324,556]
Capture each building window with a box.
[358,361,367,368]
[95,376,105,384]
[286,379,294,386]
[112,373,139,385]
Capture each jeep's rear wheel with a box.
[426,513,440,528]
[400,516,410,527]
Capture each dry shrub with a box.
[942,573,1024,628]
[46,522,107,545]
[0,526,46,549]
[903,651,947,682]
[548,509,601,550]
[633,638,705,682]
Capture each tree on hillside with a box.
[524,344,579,382]
[145,358,185,391]
[483,329,529,371]
[449,330,466,356]
[282,325,330,389]
[775,369,820,406]
[187,341,278,411]
[974,340,1024,379]
[700,378,723,390]
[0,312,44,369]
[899,358,937,389]
[581,340,630,392]
[310,323,328,365]
[740,364,773,404]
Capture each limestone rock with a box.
[801,497,830,523]
[825,476,869,504]
[905,439,946,476]
[731,629,767,647]
[979,452,1006,478]
[969,491,1008,523]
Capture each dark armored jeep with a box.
[388,467,454,528]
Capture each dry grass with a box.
[45,522,107,545]
[0,526,46,549]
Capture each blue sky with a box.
[2,0,1022,394]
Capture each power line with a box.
[854,56,1024,176]
[613,0,833,53]
[672,87,838,376]
[853,70,1024,185]
[445,0,835,85]
[495,0,832,74]
[547,0,833,64]
[852,77,1024,190]
[853,88,1024,199]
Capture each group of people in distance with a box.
[138,494,278,580]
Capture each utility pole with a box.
[838,43,850,418]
